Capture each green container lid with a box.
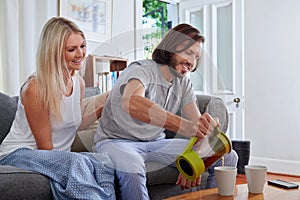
[176,150,205,181]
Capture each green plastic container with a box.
[176,128,232,180]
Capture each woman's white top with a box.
[0,75,82,159]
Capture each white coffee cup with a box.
[245,165,267,193]
[214,166,237,196]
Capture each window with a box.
[142,0,171,59]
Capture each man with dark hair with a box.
[94,23,238,200]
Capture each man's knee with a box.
[224,150,238,167]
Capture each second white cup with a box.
[245,165,267,193]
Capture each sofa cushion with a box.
[71,122,98,152]
[84,87,101,98]
[0,165,52,199]
[146,163,208,200]
[0,93,18,143]
[71,91,108,152]
[146,163,178,186]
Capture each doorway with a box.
[179,0,245,139]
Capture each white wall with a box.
[91,0,137,63]
[47,0,137,62]
[245,0,300,175]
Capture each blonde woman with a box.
[0,17,115,200]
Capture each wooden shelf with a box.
[82,54,128,87]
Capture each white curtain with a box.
[0,0,57,96]
[1,0,21,95]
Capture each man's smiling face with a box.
[171,41,202,77]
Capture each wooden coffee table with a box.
[164,182,300,200]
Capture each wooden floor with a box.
[236,172,300,184]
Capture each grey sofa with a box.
[0,88,229,200]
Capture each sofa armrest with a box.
[0,93,18,143]
[165,94,229,138]
[196,95,229,133]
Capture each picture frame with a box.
[58,0,112,43]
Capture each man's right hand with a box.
[179,113,220,139]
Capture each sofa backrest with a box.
[0,89,228,143]
[0,88,100,144]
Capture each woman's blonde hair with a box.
[36,17,85,120]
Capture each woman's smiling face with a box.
[64,32,86,73]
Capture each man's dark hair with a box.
[152,23,205,72]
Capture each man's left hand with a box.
[176,173,201,190]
